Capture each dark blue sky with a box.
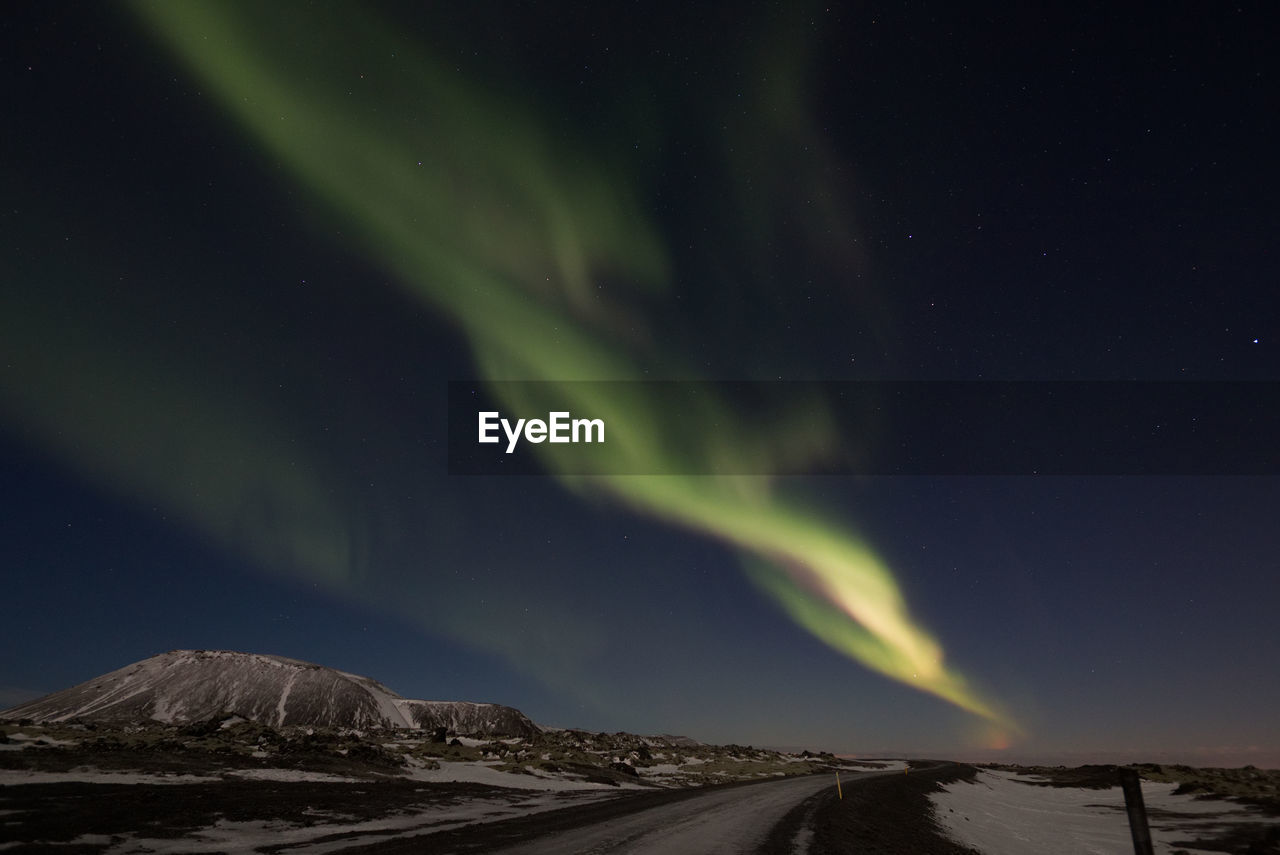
[1,1,1276,765]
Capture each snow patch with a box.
[276,670,297,727]
[0,732,78,750]
[403,758,644,791]
[224,768,360,783]
[932,769,1270,855]
[95,791,615,855]
[845,759,909,772]
[0,768,219,785]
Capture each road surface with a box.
[483,769,884,854]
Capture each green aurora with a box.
[25,1,1017,735]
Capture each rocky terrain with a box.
[0,715,858,852]
[13,653,1273,853]
[0,649,846,790]
[0,716,842,788]
[0,649,867,851]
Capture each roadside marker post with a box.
[836,771,842,799]
[1118,768,1155,855]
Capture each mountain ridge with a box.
[1,650,539,737]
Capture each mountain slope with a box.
[1,650,538,737]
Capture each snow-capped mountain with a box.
[0,650,539,737]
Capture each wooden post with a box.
[836,771,843,799]
[1118,767,1154,855]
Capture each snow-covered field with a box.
[399,756,648,790]
[0,707,859,852]
[0,759,636,791]
[0,753,812,792]
[87,791,617,855]
[845,759,910,773]
[0,731,77,750]
[933,768,1273,855]
[0,768,221,786]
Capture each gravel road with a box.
[479,770,882,854]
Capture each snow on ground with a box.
[636,762,724,784]
[93,790,618,855]
[0,768,219,785]
[639,763,683,777]
[932,768,1270,855]
[0,758,637,790]
[1,761,628,854]
[843,759,909,772]
[400,757,644,790]
[0,732,78,750]
[2,757,650,793]
[222,768,360,783]
[18,834,116,851]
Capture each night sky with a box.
[2,2,1277,766]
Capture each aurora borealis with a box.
[2,1,1277,764]
[136,0,1029,733]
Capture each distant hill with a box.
[0,650,539,737]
